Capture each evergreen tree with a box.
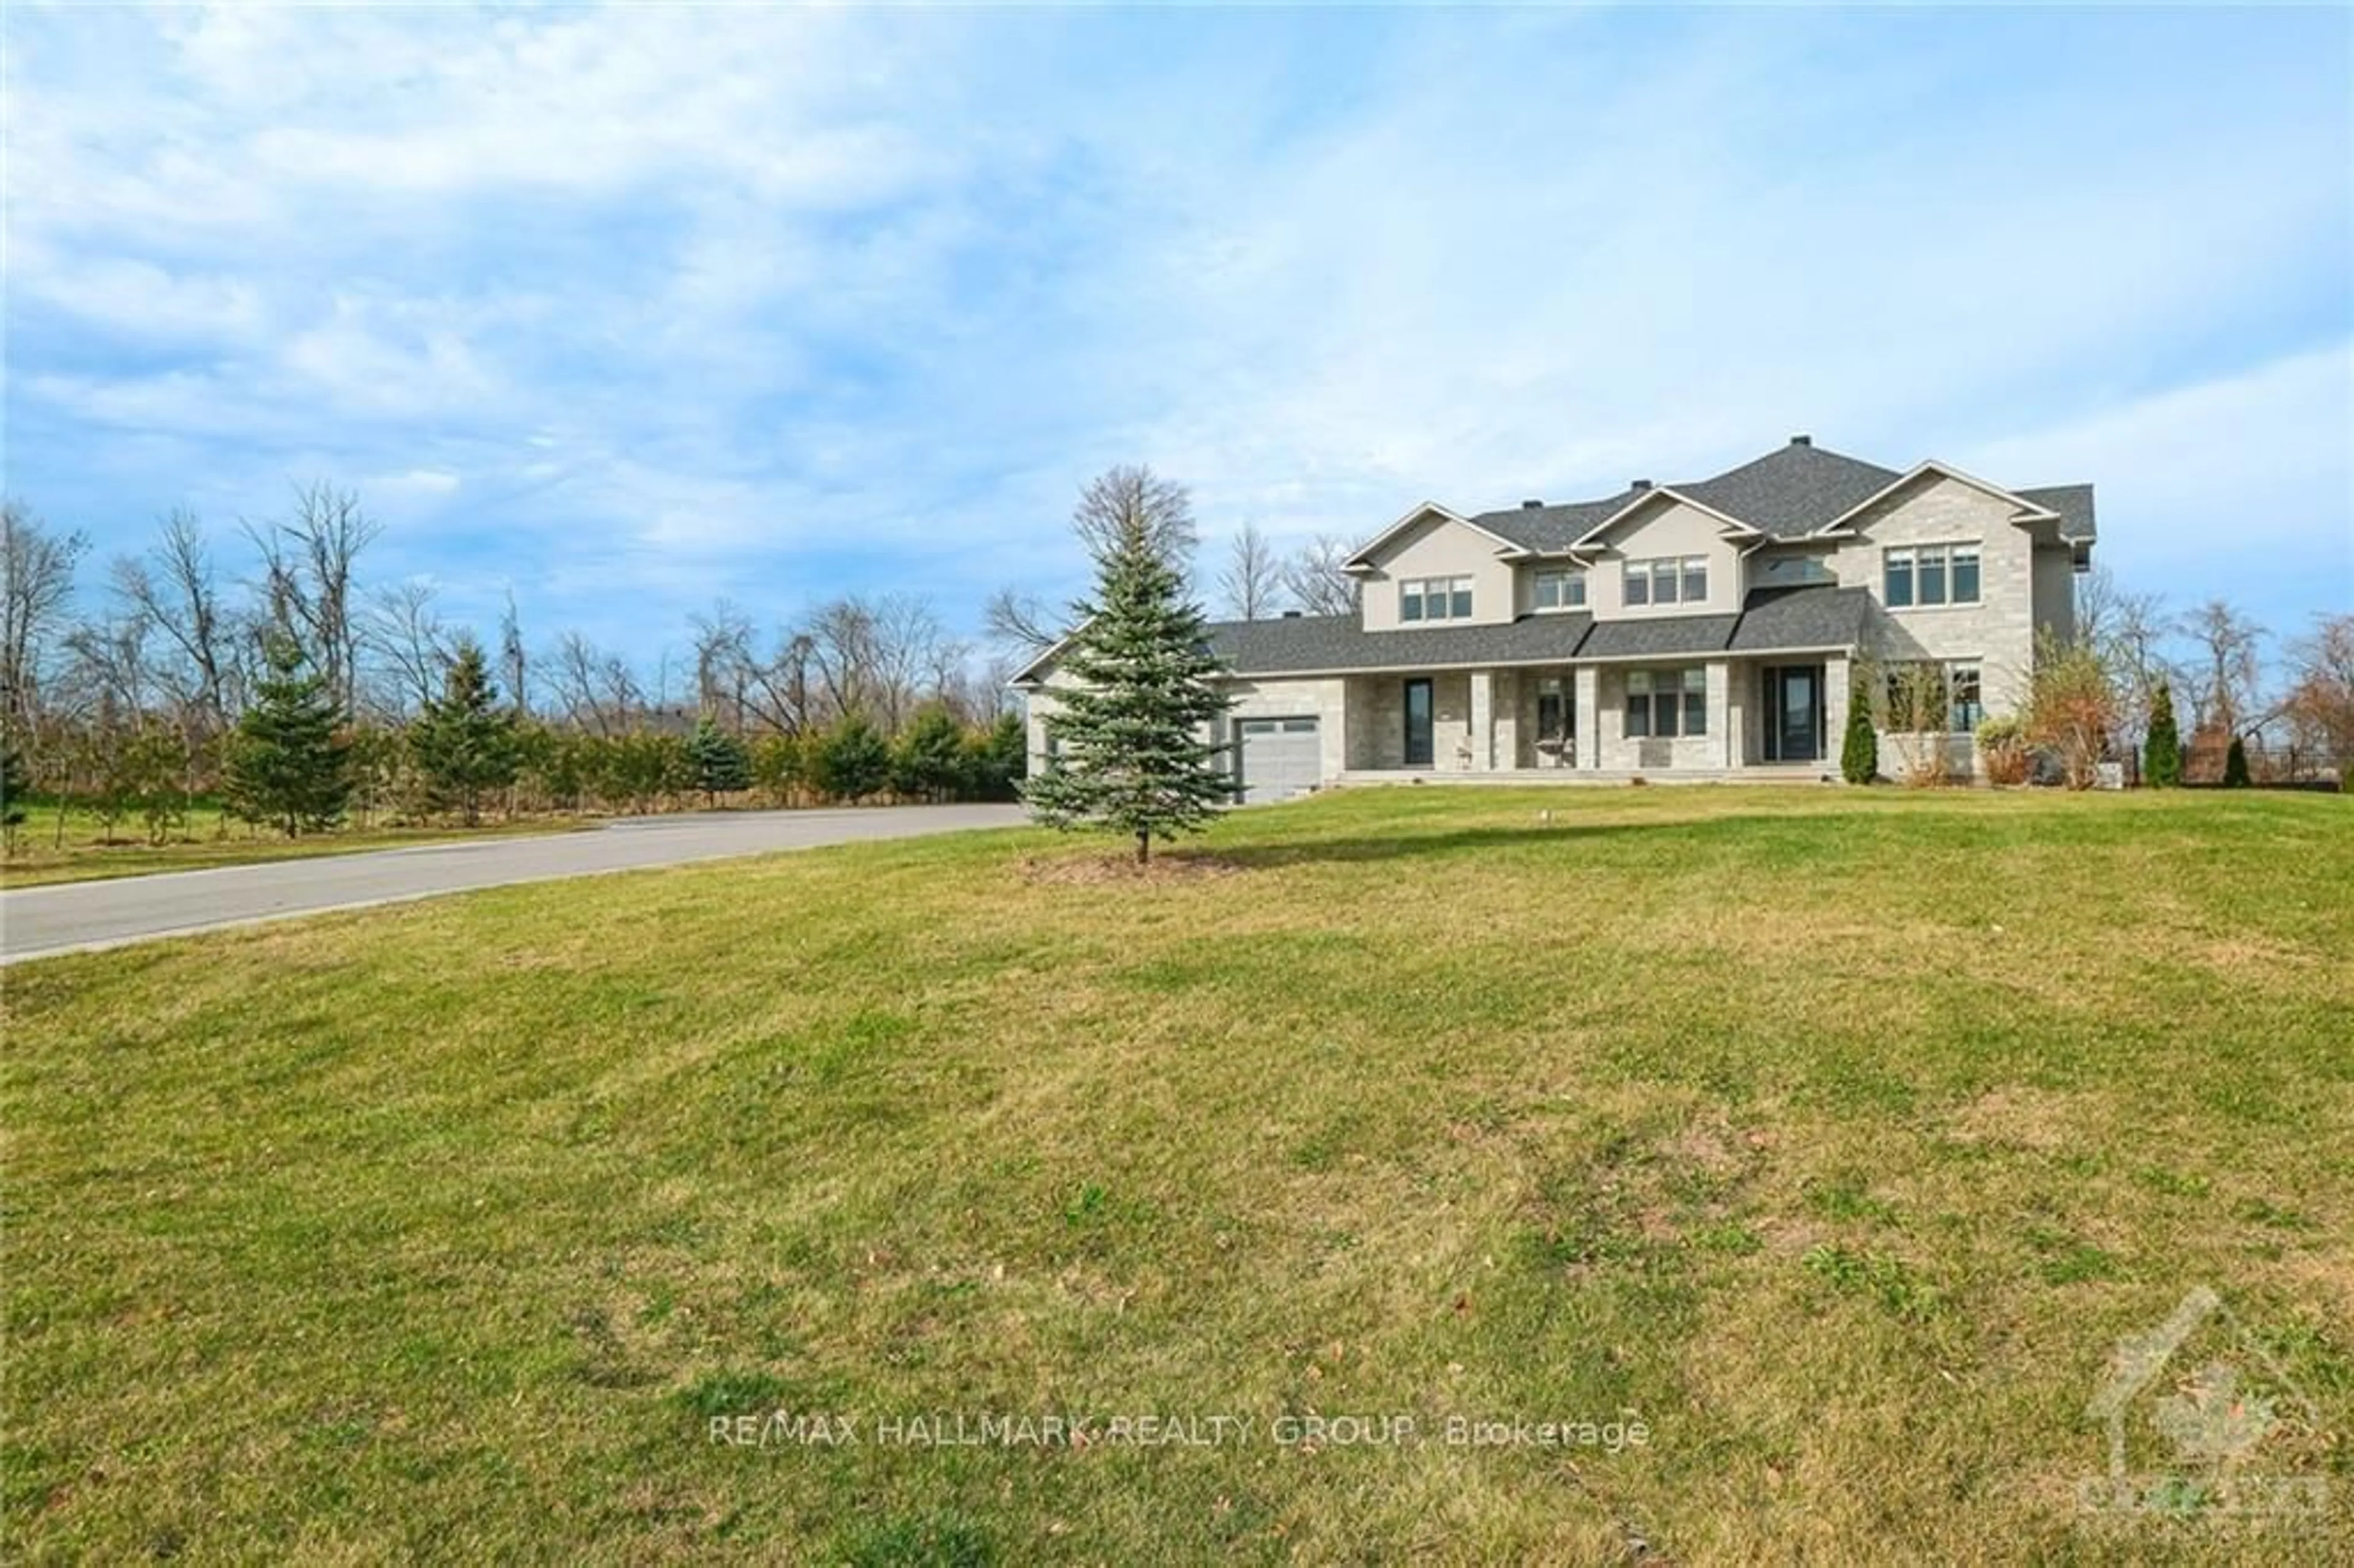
[409,637,520,825]
[1,732,31,851]
[1023,497,1233,863]
[2223,734,2251,788]
[890,705,969,801]
[812,714,891,802]
[2143,680,2183,787]
[1840,673,1879,785]
[965,711,1027,802]
[685,714,752,806]
[224,634,351,836]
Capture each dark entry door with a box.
[1403,679,1434,766]
[1766,665,1823,762]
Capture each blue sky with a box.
[7,4,2350,670]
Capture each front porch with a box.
[1337,657,1852,777]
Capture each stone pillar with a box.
[1574,666,1601,769]
[1469,669,1495,771]
[1707,659,1731,768]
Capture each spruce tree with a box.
[224,634,351,836]
[2143,680,2183,786]
[890,705,968,801]
[1840,674,1879,785]
[409,637,520,825]
[812,714,891,802]
[2223,734,2252,788]
[685,715,752,806]
[1023,502,1233,863]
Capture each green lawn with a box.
[0,804,593,888]
[4,786,2348,1563]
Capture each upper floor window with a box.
[1533,568,1587,611]
[1625,667,1708,739]
[1399,576,1473,622]
[1883,543,1981,609]
[1623,555,1708,607]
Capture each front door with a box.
[1403,679,1434,766]
[1766,665,1823,762]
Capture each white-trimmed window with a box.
[1624,667,1707,739]
[1623,555,1708,607]
[1533,568,1587,611]
[1883,543,1981,608]
[1400,576,1474,622]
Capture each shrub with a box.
[1976,715,2028,786]
[1839,675,1878,785]
[2223,735,2251,788]
[2021,631,2116,790]
[685,715,752,806]
[889,705,968,802]
[813,715,891,802]
[2143,681,2183,787]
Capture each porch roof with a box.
[1203,585,1870,678]
[1209,611,1591,676]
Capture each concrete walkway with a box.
[0,805,1027,964]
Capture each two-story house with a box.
[1015,436,2095,798]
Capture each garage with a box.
[1235,717,1321,804]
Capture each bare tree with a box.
[245,482,380,714]
[364,580,452,719]
[2282,612,2354,788]
[2,500,88,735]
[2178,598,2265,737]
[1072,465,1197,569]
[983,586,1059,653]
[690,600,756,728]
[112,508,230,740]
[1219,522,1284,620]
[499,591,529,719]
[1280,534,1360,618]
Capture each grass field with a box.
[4,786,2349,1562]
[0,804,592,888]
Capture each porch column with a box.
[1707,659,1732,769]
[1574,666,1601,769]
[1469,668,1495,771]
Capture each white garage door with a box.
[1236,717,1321,804]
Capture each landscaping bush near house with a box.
[1975,715,2028,786]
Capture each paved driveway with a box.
[0,805,1027,964]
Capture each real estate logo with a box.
[2078,1285,2331,1526]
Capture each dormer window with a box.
[1623,556,1707,607]
[1399,576,1473,622]
[1533,568,1586,611]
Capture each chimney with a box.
[1790,434,1812,447]
[1521,498,1544,509]
[1630,478,1652,491]
[1281,609,1301,619]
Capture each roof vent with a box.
[1630,478,1652,491]
[1521,498,1544,509]
[1789,434,1812,447]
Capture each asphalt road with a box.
[0,805,1028,964]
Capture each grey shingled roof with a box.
[1207,612,1591,674]
[1672,444,1903,538]
[1198,585,1868,677]
[1465,441,2094,549]
[1727,585,1872,652]
[1469,490,1643,552]
[1577,613,1740,660]
[2017,484,2097,544]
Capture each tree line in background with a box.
[0,489,1024,852]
